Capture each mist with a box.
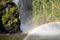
[24,22,60,40]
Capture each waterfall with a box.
[13,0,19,6]
[18,0,35,33]
[13,0,46,33]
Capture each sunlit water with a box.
[13,0,38,33]
[13,1,60,40]
[24,22,60,40]
[13,0,60,34]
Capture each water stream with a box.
[12,0,60,40]
[13,0,35,33]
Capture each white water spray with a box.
[24,22,60,40]
[13,0,19,6]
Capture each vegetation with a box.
[32,0,60,24]
[0,0,60,40]
[0,0,20,33]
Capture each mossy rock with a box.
[0,0,21,34]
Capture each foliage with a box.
[0,0,20,33]
[32,0,60,24]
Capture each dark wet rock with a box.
[0,0,21,34]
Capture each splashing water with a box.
[13,0,19,6]
[13,0,60,34]
[24,22,60,40]
[13,0,33,33]
[12,0,60,40]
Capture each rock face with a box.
[24,22,60,40]
[0,0,21,34]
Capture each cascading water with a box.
[13,0,60,34]
[18,0,38,33]
[13,0,45,33]
[17,0,47,33]
[24,22,60,40]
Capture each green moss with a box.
[0,0,19,30]
[32,0,60,23]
